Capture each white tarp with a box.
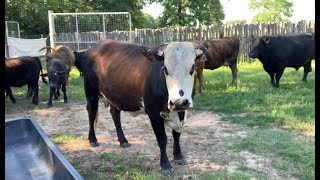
[7,37,47,58]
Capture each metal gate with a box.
[48,11,132,51]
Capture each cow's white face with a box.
[160,42,206,111]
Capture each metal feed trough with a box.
[5,118,83,180]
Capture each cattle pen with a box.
[52,20,314,62]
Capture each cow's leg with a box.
[86,96,99,147]
[110,105,130,148]
[196,68,203,95]
[62,83,68,103]
[302,62,312,82]
[147,110,172,176]
[275,66,285,88]
[229,62,238,85]
[48,87,55,108]
[173,111,187,165]
[6,87,16,103]
[83,76,100,147]
[268,72,275,86]
[30,82,39,105]
[26,84,33,98]
[54,88,60,100]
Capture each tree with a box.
[5,0,149,35]
[148,0,224,27]
[249,0,293,23]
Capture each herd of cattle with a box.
[5,33,315,175]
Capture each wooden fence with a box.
[54,20,314,62]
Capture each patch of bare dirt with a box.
[5,101,282,178]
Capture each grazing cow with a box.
[194,37,240,95]
[249,33,315,87]
[46,58,69,108]
[79,40,207,175]
[5,56,47,104]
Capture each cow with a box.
[39,45,75,73]
[194,37,240,95]
[78,40,208,176]
[5,56,47,104]
[46,58,69,108]
[249,33,315,88]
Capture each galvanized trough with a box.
[5,118,83,180]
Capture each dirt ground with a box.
[5,101,283,179]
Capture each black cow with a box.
[5,56,47,104]
[249,33,315,87]
[78,40,207,175]
[46,58,69,108]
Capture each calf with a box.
[249,33,315,87]
[194,37,240,95]
[5,56,47,104]
[79,40,207,175]
[46,58,69,108]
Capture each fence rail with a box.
[47,20,315,62]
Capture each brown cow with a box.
[194,37,240,95]
[77,40,208,176]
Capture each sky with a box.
[142,0,315,23]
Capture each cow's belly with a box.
[100,82,144,112]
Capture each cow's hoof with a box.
[11,100,16,103]
[174,159,187,166]
[89,141,99,147]
[162,168,174,176]
[47,104,53,108]
[120,142,130,148]
[32,102,39,105]
[64,99,68,103]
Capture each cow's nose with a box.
[168,98,190,111]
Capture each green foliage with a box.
[149,0,225,27]
[225,19,247,25]
[5,0,148,35]
[249,0,293,23]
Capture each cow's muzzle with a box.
[168,98,190,111]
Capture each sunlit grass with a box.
[194,61,315,136]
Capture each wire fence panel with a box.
[5,21,20,39]
[48,11,132,51]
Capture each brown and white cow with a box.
[77,40,207,175]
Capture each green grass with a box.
[230,129,315,179]
[194,61,315,135]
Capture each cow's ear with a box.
[194,42,208,60]
[141,44,167,62]
[263,37,270,44]
[196,55,207,62]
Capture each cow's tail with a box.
[35,57,48,84]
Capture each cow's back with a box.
[85,40,150,111]
[261,34,314,67]
[5,57,40,87]
[204,37,239,70]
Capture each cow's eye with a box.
[190,64,196,75]
[161,66,169,75]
